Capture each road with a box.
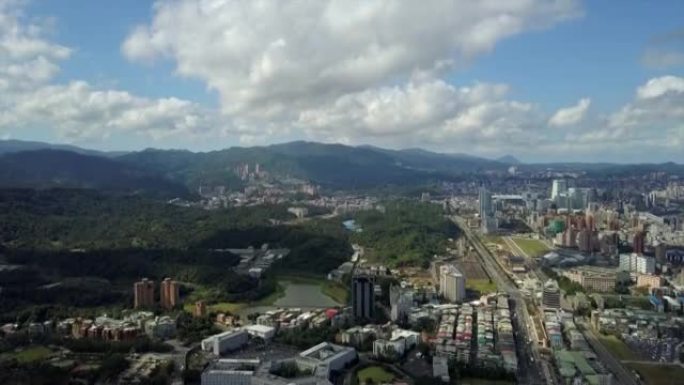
[452,216,550,385]
[578,321,638,385]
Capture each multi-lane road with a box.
[452,216,551,385]
[457,218,639,385]
[578,320,638,385]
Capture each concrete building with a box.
[479,187,497,233]
[352,276,374,320]
[619,253,656,274]
[202,330,249,355]
[637,274,664,290]
[551,179,568,200]
[244,324,276,341]
[372,329,420,359]
[542,280,561,309]
[134,278,155,309]
[201,358,259,385]
[439,264,465,303]
[160,278,180,310]
[298,342,357,377]
[389,286,413,323]
[145,316,176,340]
[562,270,616,293]
[633,231,646,255]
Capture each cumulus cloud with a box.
[567,75,684,155]
[296,77,546,153]
[5,81,218,140]
[548,98,590,127]
[123,0,581,120]
[0,0,228,143]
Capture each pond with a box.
[343,219,362,232]
[237,280,343,317]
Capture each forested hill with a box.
[117,141,510,189]
[0,149,189,197]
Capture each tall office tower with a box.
[542,280,561,309]
[479,187,493,217]
[389,285,412,323]
[439,264,466,303]
[551,179,568,200]
[479,187,497,233]
[134,278,155,309]
[352,276,374,321]
[633,231,646,255]
[160,278,180,310]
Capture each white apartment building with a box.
[440,264,465,303]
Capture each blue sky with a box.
[2,0,684,162]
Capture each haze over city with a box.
[0,0,683,162]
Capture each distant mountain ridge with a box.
[1,139,682,193]
[0,139,125,157]
[0,149,188,197]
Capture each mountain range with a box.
[0,139,682,195]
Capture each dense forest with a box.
[350,201,457,267]
[0,189,352,319]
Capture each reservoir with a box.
[237,279,343,317]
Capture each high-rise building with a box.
[160,278,180,310]
[632,231,646,255]
[619,253,655,274]
[352,276,374,321]
[389,286,412,323]
[439,264,466,303]
[655,243,667,264]
[542,280,561,309]
[479,187,493,217]
[479,187,497,233]
[134,278,155,309]
[551,179,568,200]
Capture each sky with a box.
[0,0,683,162]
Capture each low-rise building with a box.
[562,269,616,292]
[202,330,249,355]
[244,324,276,341]
[637,274,664,290]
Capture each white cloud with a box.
[548,98,590,127]
[636,76,684,99]
[0,0,231,143]
[123,0,581,120]
[6,81,219,140]
[296,76,547,153]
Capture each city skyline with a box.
[0,0,683,162]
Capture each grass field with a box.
[627,363,684,385]
[1,346,53,364]
[466,278,498,294]
[483,235,506,246]
[510,237,550,257]
[357,366,395,384]
[597,334,638,360]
